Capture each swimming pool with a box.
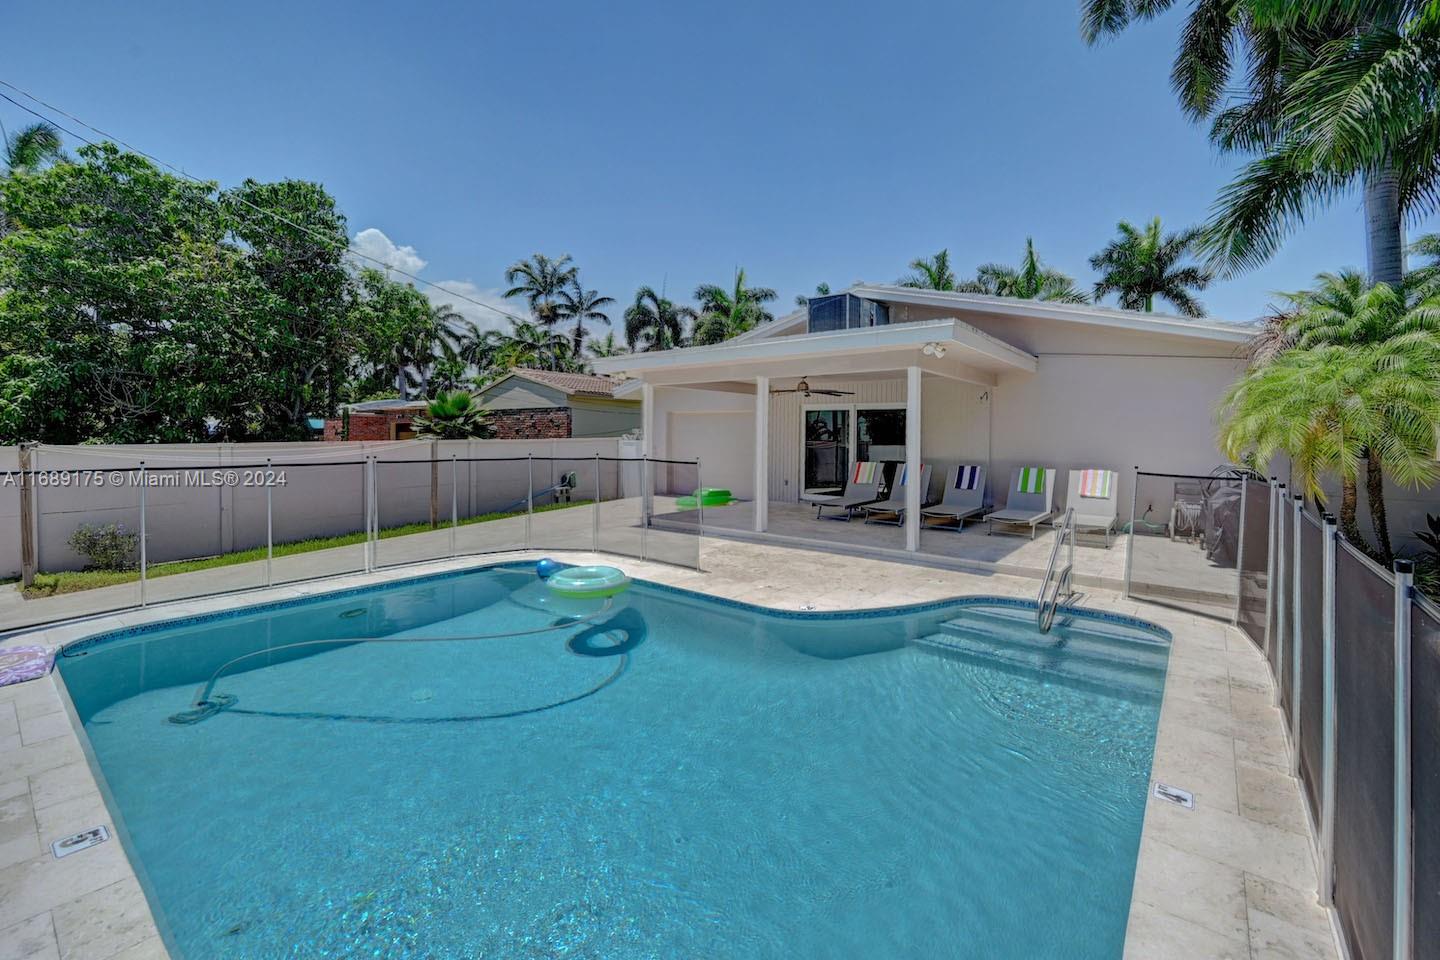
[58,563,1170,959]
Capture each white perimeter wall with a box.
[0,438,623,579]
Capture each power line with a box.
[0,80,531,325]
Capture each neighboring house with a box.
[322,398,429,441]
[592,284,1255,551]
[474,368,640,439]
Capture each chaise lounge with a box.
[859,464,933,525]
[984,466,1056,538]
[811,461,885,520]
[919,464,987,531]
[1055,468,1120,546]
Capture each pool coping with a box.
[0,545,1340,960]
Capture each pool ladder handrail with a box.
[1037,507,1076,633]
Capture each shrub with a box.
[69,522,140,571]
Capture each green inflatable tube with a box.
[676,487,733,509]
[546,565,632,599]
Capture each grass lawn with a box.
[22,500,592,598]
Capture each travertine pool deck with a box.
[0,539,1338,959]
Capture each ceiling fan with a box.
[770,376,855,398]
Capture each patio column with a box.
[641,382,654,523]
[754,376,769,532]
[905,365,921,552]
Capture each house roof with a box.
[490,367,627,399]
[725,283,1254,346]
[592,317,1038,387]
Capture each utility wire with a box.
[0,80,531,325]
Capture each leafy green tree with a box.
[0,143,278,442]
[413,390,492,439]
[504,253,577,331]
[1089,218,1211,316]
[348,268,452,401]
[692,269,778,345]
[624,286,694,351]
[1080,2,1439,287]
[553,280,615,358]
[959,239,1088,303]
[795,282,830,307]
[898,250,957,290]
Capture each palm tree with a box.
[553,281,615,358]
[1228,271,1440,560]
[899,250,958,291]
[1080,2,1438,288]
[1220,337,1440,561]
[959,239,1088,303]
[1,121,64,235]
[587,331,627,358]
[413,390,492,439]
[692,269,778,345]
[503,254,578,332]
[1089,218,1211,316]
[795,282,831,307]
[624,286,695,352]
[492,319,573,373]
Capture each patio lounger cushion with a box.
[985,467,1056,537]
[985,508,1052,525]
[1056,468,1120,545]
[860,464,933,524]
[813,461,885,519]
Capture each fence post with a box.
[450,454,458,558]
[1265,478,1278,651]
[138,461,148,607]
[694,457,704,571]
[640,458,650,562]
[1393,558,1414,960]
[1273,482,1287,706]
[593,453,601,554]
[1233,478,1248,626]
[1290,493,1304,771]
[1319,512,1339,907]
[265,458,273,587]
[525,453,534,551]
[364,457,375,573]
[17,443,36,589]
[1123,466,1138,599]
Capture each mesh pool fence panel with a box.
[1331,542,1395,960]
[1277,499,1294,716]
[1266,487,1281,667]
[1412,596,1440,958]
[1298,514,1325,819]
[1126,472,1246,620]
[1237,480,1270,645]
[3,455,703,632]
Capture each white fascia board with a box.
[850,284,1253,343]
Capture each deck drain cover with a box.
[52,825,109,859]
[1153,782,1195,809]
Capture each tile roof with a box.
[506,367,624,397]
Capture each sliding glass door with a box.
[802,404,906,496]
[804,409,849,496]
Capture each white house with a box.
[593,285,1252,557]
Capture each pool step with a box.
[913,630,1164,696]
[934,606,1169,672]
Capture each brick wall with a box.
[486,407,572,439]
[322,411,416,441]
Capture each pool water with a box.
[59,565,1170,959]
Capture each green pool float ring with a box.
[676,487,733,509]
[546,565,632,599]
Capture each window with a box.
[805,294,891,334]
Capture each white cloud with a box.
[350,227,428,275]
[350,227,523,334]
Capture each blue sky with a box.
[6,0,1435,332]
